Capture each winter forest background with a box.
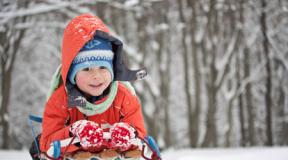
[1,0,288,152]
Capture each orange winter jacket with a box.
[40,14,147,154]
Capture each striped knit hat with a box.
[68,36,114,84]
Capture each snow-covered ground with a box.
[162,147,288,160]
[1,147,288,160]
[0,150,30,160]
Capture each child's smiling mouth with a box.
[89,83,103,88]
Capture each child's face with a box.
[75,66,112,96]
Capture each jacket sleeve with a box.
[121,92,147,139]
[39,93,78,153]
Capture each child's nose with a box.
[91,68,101,78]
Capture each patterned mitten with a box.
[109,122,136,151]
[70,120,104,149]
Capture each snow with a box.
[1,147,288,160]
[162,147,288,160]
[0,1,93,21]
[0,150,30,160]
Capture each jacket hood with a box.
[61,14,147,86]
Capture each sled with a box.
[63,149,142,160]
[28,115,161,160]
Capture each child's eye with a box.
[82,67,90,71]
[99,66,106,70]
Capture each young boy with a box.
[39,14,147,156]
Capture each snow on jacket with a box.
[40,14,147,153]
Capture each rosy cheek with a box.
[76,78,83,85]
[104,71,111,79]
[75,74,86,85]
[105,73,112,81]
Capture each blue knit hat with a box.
[68,36,114,84]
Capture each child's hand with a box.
[70,120,104,149]
[109,122,137,151]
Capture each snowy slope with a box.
[0,150,30,160]
[162,147,288,160]
[1,147,288,160]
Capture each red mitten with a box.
[109,122,136,151]
[70,120,104,149]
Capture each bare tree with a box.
[156,1,172,147]
[201,0,218,147]
[0,0,28,149]
[178,0,196,147]
[260,0,273,146]
[186,0,202,148]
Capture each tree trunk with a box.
[161,2,172,147]
[237,84,246,146]
[260,0,273,146]
[178,0,195,148]
[225,95,233,147]
[0,67,12,149]
[161,45,172,148]
[0,27,26,149]
[187,0,201,148]
[152,2,172,147]
[201,0,218,147]
[0,8,27,148]
[202,53,217,147]
[244,47,255,146]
